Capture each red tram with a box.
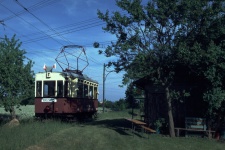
[34,45,98,119]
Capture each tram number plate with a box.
[42,98,57,102]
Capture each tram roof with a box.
[63,71,98,83]
[36,71,98,84]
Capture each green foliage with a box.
[97,0,225,127]
[103,99,128,111]
[114,98,127,110]
[104,100,115,109]
[125,83,135,108]
[170,90,190,103]
[154,118,166,129]
[125,83,143,108]
[175,8,225,118]
[0,35,34,118]
[93,42,100,48]
[203,88,225,116]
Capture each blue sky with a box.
[0,0,127,101]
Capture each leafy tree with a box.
[104,100,115,109]
[125,83,144,108]
[0,35,34,119]
[97,0,225,137]
[114,98,127,110]
[174,1,225,127]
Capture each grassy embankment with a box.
[0,105,224,150]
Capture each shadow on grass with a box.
[88,118,143,137]
[0,111,144,138]
[0,114,12,124]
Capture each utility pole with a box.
[102,63,114,113]
[103,63,106,113]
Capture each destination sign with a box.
[42,98,57,102]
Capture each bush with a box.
[114,99,127,111]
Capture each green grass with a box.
[0,120,71,150]
[0,106,224,150]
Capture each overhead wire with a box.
[1,23,61,72]
[0,2,65,46]
[1,1,123,76]
[22,21,105,44]
[15,0,72,45]
[46,18,99,31]
[17,17,99,39]
[2,0,59,21]
[0,2,125,97]
[1,1,114,63]
[3,23,56,51]
[9,10,120,44]
[2,23,61,68]
[3,28,112,71]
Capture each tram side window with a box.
[84,84,88,98]
[77,83,83,98]
[89,85,93,98]
[36,81,42,97]
[64,80,68,97]
[57,81,63,97]
[94,86,98,99]
[44,81,55,97]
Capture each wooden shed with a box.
[133,70,207,133]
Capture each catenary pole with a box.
[102,63,114,113]
[103,63,106,113]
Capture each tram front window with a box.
[44,81,55,97]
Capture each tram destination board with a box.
[41,98,57,102]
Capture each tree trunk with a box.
[10,106,16,119]
[165,87,175,137]
[207,118,212,139]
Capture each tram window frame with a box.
[57,80,63,97]
[64,80,68,97]
[77,80,83,98]
[94,86,98,99]
[89,85,93,98]
[43,81,55,97]
[36,81,42,97]
[84,84,88,98]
